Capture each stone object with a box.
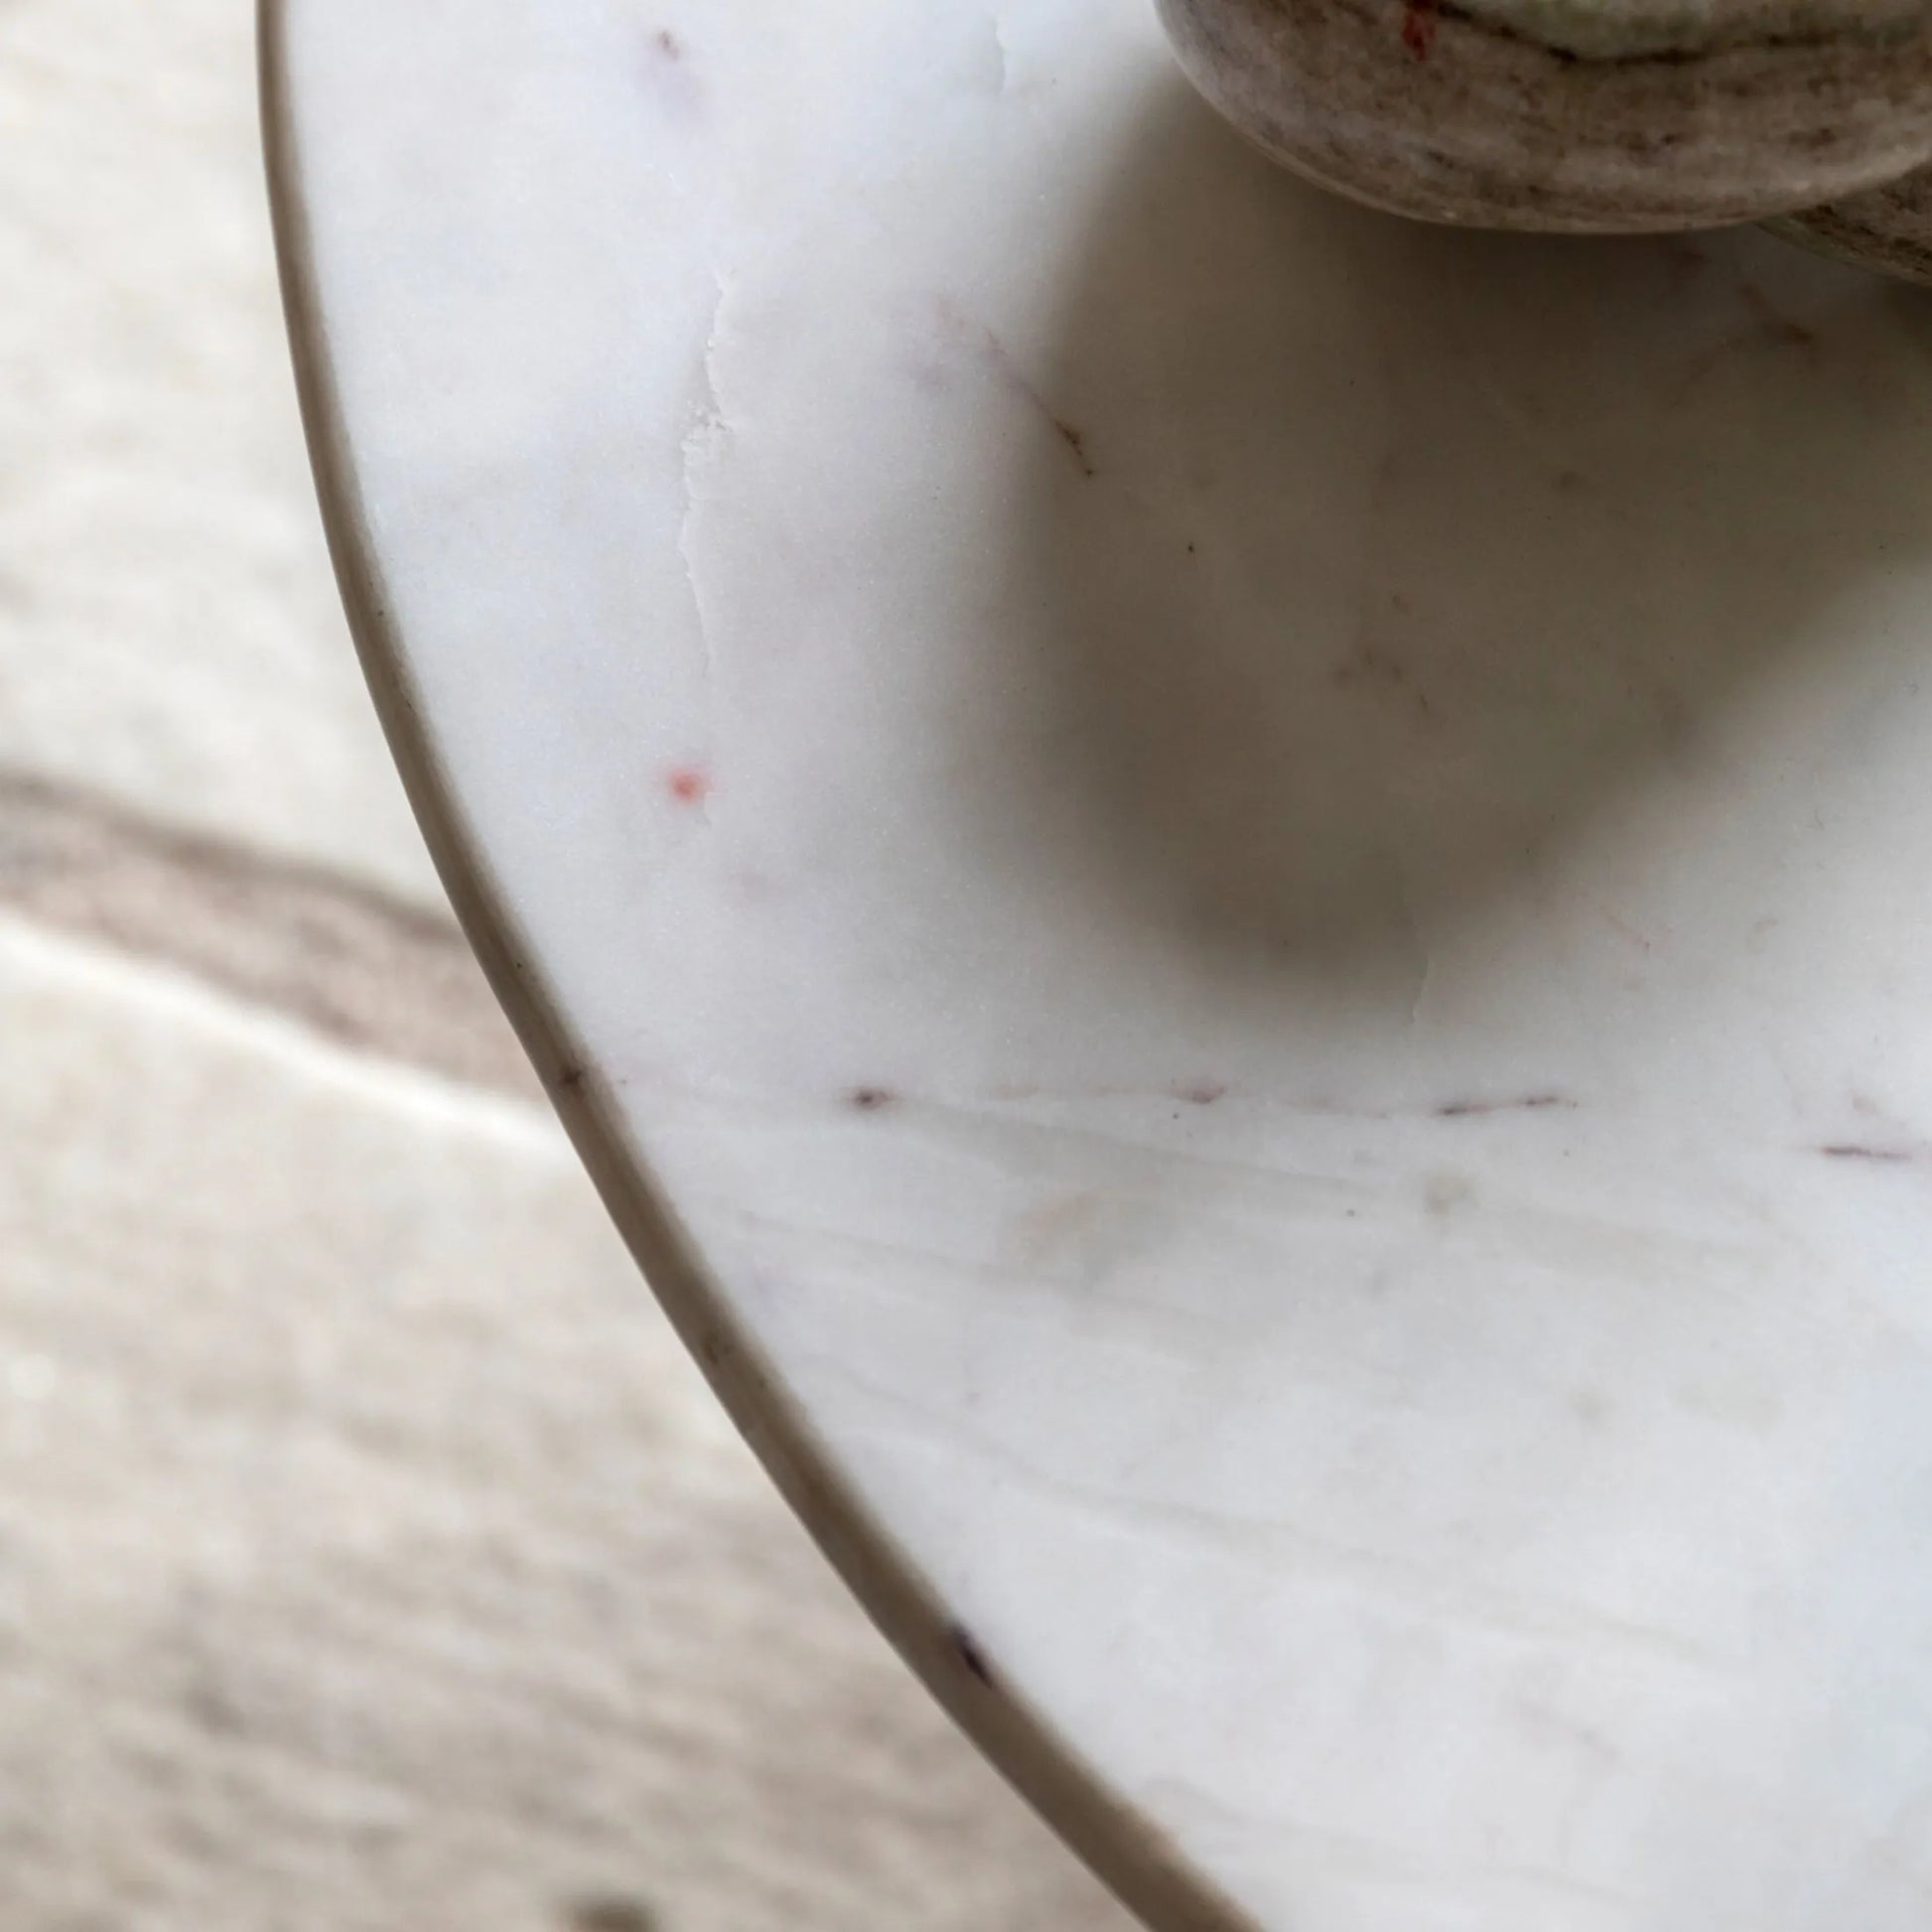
[1156,0,1932,232]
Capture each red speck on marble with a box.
[1176,1079,1228,1107]
[1401,0,1441,60]
[653,27,682,58]
[665,764,711,805]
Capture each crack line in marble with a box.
[990,11,1015,93]
[676,262,733,755]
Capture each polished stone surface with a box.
[0,916,1124,1932]
[276,0,1932,1923]
[0,5,1129,1924]
[1157,0,1932,230]
[1781,163,1932,284]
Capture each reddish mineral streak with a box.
[1176,1079,1227,1107]
[665,764,710,805]
[1401,0,1441,59]
[1436,1093,1571,1119]
[1052,417,1094,476]
[935,299,1095,479]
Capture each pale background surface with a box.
[0,3,1132,1926]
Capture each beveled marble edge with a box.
[255,5,1242,1925]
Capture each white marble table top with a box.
[264,2,1932,1925]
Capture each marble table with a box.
[262,2,1932,1925]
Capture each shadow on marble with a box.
[991,85,1932,995]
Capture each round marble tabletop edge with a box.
[254,6,1241,1925]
